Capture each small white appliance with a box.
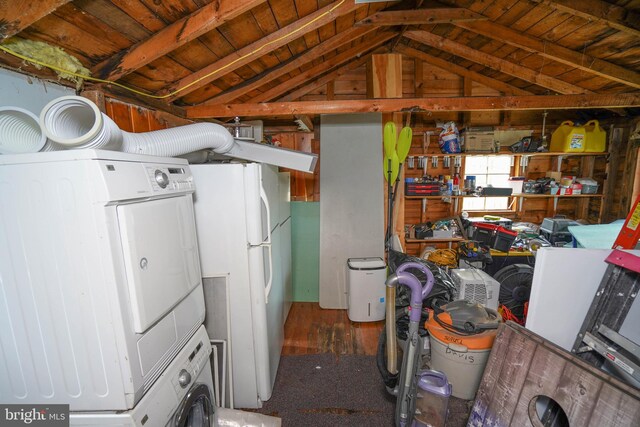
[347,257,387,322]
[191,162,291,409]
[450,269,501,310]
[70,326,215,426]
[0,150,205,411]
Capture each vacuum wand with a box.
[385,262,435,427]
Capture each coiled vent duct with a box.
[0,107,47,154]
[39,96,235,157]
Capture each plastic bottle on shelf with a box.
[445,175,453,195]
[452,174,460,195]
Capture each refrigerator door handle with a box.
[259,185,272,245]
[264,242,273,303]
[259,181,274,302]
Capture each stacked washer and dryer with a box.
[0,150,217,426]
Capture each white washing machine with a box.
[70,326,215,426]
[0,150,206,411]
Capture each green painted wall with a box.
[291,201,320,302]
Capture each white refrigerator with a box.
[191,162,291,409]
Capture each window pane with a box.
[487,155,511,171]
[463,197,485,210]
[487,174,511,187]
[474,175,488,188]
[484,197,508,210]
[465,156,488,174]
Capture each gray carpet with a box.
[256,354,471,426]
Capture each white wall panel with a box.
[319,113,384,309]
[0,68,73,114]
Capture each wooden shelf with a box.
[511,193,604,198]
[406,194,604,200]
[406,152,608,158]
[406,237,465,243]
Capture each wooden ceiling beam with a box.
[163,0,362,101]
[404,30,591,95]
[200,26,377,105]
[185,93,640,118]
[250,32,396,102]
[532,0,640,38]
[92,0,266,81]
[455,20,640,89]
[0,1,72,41]
[356,8,488,26]
[395,44,533,96]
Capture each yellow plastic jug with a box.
[584,120,606,152]
[550,121,585,153]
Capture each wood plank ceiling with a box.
[1,0,639,124]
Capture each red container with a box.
[493,226,518,252]
[473,223,498,246]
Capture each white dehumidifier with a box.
[347,257,386,322]
[450,269,501,310]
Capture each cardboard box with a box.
[494,129,533,147]
[461,128,495,152]
[433,229,454,238]
[559,187,573,195]
[545,171,562,182]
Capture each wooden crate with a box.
[468,322,640,426]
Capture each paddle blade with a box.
[383,121,397,159]
[383,152,400,182]
[397,127,413,163]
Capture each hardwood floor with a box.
[283,302,385,356]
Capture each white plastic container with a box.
[347,257,386,322]
[425,301,501,400]
[428,335,493,400]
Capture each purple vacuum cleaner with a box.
[385,262,452,427]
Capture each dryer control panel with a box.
[96,159,195,201]
[146,165,194,193]
[171,334,211,394]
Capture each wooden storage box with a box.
[468,322,640,427]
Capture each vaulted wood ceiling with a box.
[1,0,639,124]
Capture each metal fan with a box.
[494,264,534,319]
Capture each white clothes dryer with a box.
[0,150,206,411]
[70,326,216,427]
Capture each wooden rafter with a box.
[199,26,377,105]
[403,30,591,95]
[250,32,396,103]
[0,1,72,40]
[532,0,640,38]
[356,8,488,26]
[455,20,640,90]
[92,0,266,81]
[162,0,362,101]
[185,93,640,118]
[294,115,314,131]
[395,45,533,96]
[278,50,380,102]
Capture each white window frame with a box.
[462,155,512,211]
